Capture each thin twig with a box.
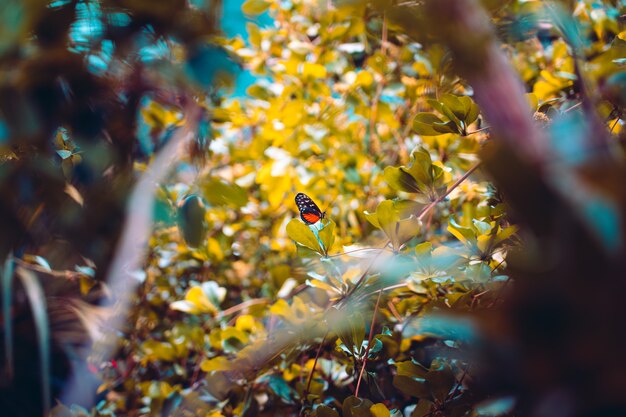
[564,102,582,113]
[303,330,329,401]
[218,298,268,319]
[466,126,491,135]
[486,276,512,309]
[381,14,388,55]
[417,162,482,222]
[355,289,383,398]
[424,208,435,238]
[343,241,391,301]
[387,300,403,321]
[327,247,393,258]
[445,363,471,402]
[362,283,408,299]
[13,258,83,280]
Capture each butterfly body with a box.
[295,193,325,225]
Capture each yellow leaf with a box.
[281,100,304,127]
[301,62,327,79]
[306,279,341,295]
[477,234,492,253]
[282,363,302,382]
[235,314,264,334]
[208,238,224,261]
[370,403,390,417]
[286,219,323,253]
[65,184,83,206]
[221,327,250,345]
[533,70,573,101]
[270,296,316,325]
[247,22,262,47]
[186,286,218,314]
[270,299,291,317]
[447,224,470,245]
[354,70,374,88]
[200,357,232,372]
[241,0,270,15]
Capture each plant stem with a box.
[355,289,383,398]
[303,330,329,401]
[417,162,482,222]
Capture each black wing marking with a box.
[295,193,325,224]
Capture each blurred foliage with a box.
[1,0,626,416]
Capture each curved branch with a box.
[59,104,201,407]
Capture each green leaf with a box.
[406,149,434,186]
[267,375,294,403]
[56,149,73,159]
[375,332,399,359]
[440,94,465,122]
[315,405,340,417]
[384,148,442,201]
[396,360,428,378]
[384,166,421,193]
[427,95,480,134]
[426,361,455,402]
[394,200,424,218]
[202,178,247,208]
[448,218,475,244]
[394,359,431,398]
[459,96,480,125]
[337,312,365,354]
[472,219,491,235]
[393,375,430,399]
[376,200,399,247]
[464,263,492,283]
[413,113,452,136]
[366,200,422,251]
[411,400,434,417]
[367,338,384,356]
[177,195,207,247]
[319,218,336,254]
[342,396,374,417]
[426,99,446,116]
[395,217,422,249]
[241,0,270,15]
[286,219,323,253]
[437,100,462,128]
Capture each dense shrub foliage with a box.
[1,1,625,417]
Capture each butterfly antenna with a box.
[322,194,339,217]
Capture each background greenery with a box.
[1,1,625,416]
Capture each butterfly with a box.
[295,192,326,225]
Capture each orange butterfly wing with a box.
[302,212,321,224]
